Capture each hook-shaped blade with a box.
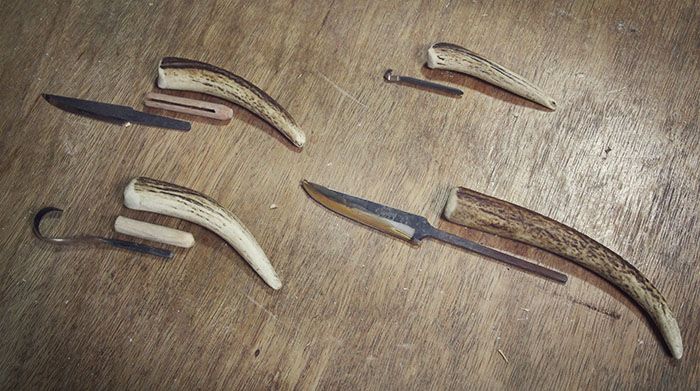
[33,206,173,259]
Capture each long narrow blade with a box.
[302,180,567,283]
[301,180,431,241]
[42,94,191,131]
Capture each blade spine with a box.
[44,94,134,111]
[303,181,428,225]
[43,94,130,126]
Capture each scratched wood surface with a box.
[0,0,698,389]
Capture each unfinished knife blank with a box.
[114,216,195,248]
[123,177,282,290]
[426,43,557,110]
[157,57,306,147]
[144,92,234,121]
[443,187,682,359]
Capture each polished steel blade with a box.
[301,180,567,283]
[42,94,191,131]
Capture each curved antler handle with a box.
[444,187,682,359]
[158,57,306,148]
[427,42,557,110]
[124,177,281,289]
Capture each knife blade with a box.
[301,180,567,283]
[42,94,191,131]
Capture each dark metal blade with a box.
[42,94,191,131]
[301,180,432,241]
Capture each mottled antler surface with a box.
[124,177,282,289]
[444,187,682,359]
[158,57,306,147]
[427,42,557,110]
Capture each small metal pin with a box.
[383,69,463,97]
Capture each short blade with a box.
[301,180,430,241]
[42,94,190,131]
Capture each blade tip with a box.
[300,179,319,192]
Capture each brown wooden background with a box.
[1,0,698,389]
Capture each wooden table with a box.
[1,0,698,389]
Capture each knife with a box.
[301,180,567,283]
[42,93,191,131]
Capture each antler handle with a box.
[444,187,682,359]
[158,57,306,147]
[427,42,557,110]
[124,177,281,289]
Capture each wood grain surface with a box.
[0,0,698,389]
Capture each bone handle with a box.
[444,187,682,359]
[158,57,306,148]
[427,42,557,110]
[123,177,281,290]
[114,216,195,248]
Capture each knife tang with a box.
[422,226,568,283]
